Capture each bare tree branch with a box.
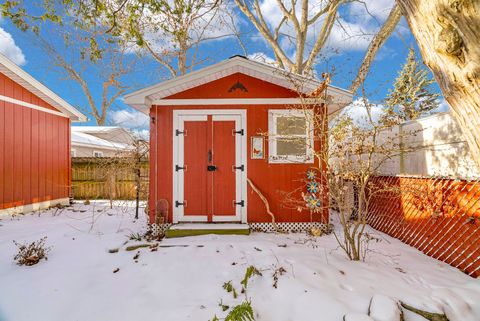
[350,3,402,93]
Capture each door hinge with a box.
[175,201,186,207]
[233,129,244,136]
[175,165,186,171]
[175,129,186,136]
[233,165,244,171]
[233,200,245,207]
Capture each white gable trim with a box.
[124,57,353,113]
[0,53,87,122]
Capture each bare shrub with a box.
[13,237,51,266]
[275,71,422,261]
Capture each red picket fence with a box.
[367,176,480,278]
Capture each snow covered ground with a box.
[0,201,479,321]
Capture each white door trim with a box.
[172,109,247,223]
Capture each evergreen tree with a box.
[384,48,439,123]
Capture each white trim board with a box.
[0,53,86,121]
[0,94,68,118]
[0,198,70,217]
[172,109,248,224]
[152,98,324,105]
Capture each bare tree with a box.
[350,3,402,93]
[234,0,344,75]
[38,35,133,125]
[128,139,150,219]
[1,0,234,77]
[275,73,419,260]
[128,0,232,76]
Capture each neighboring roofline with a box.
[71,131,133,150]
[400,111,451,126]
[71,126,126,133]
[0,53,87,122]
[71,141,133,151]
[124,56,353,114]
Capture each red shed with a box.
[125,56,352,231]
[0,53,86,216]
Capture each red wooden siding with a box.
[167,73,297,99]
[149,73,328,224]
[0,73,71,210]
[368,176,480,278]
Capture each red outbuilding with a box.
[125,56,352,231]
[0,53,86,216]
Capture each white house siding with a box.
[376,112,479,179]
[71,145,123,158]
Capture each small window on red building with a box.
[268,109,314,164]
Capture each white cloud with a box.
[255,0,397,57]
[348,0,396,23]
[125,1,239,55]
[433,97,450,113]
[131,128,150,140]
[110,109,149,129]
[325,18,375,52]
[341,98,386,127]
[247,52,277,66]
[0,27,26,65]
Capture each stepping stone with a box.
[165,223,250,238]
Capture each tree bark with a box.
[397,0,480,170]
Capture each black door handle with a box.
[207,165,217,171]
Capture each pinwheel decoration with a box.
[306,181,319,194]
[304,169,321,211]
[306,169,317,180]
[306,195,321,209]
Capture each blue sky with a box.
[0,0,448,131]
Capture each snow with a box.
[71,131,131,150]
[368,295,401,321]
[71,126,122,133]
[343,314,374,321]
[0,201,479,321]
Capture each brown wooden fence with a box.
[71,157,149,200]
[367,176,480,278]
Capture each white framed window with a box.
[268,109,314,164]
[93,150,104,157]
[71,149,77,157]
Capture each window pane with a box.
[277,137,307,156]
[276,116,306,135]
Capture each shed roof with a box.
[71,131,132,151]
[124,56,353,114]
[0,53,86,122]
[71,126,124,134]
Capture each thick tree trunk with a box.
[397,0,480,170]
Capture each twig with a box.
[246,178,283,233]
[400,302,449,321]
